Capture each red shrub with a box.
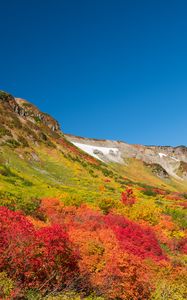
[153,188,167,195]
[69,223,153,300]
[39,197,65,224]
[0,207,79,293]
[39,201,166,262]
[177,238,187,254]
[98,249,153,300]
[166,193,182,201]
[179,201,187,208]
[104,178,111,183]
[0,207,35,273]
[33,224,79,290]
[121,188,136,206]
[105,214,166,261]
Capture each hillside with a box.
[65,134,187,185]
[0,90,186,300]
[0,91,126,210]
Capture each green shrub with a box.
[40,132,48,141]
[0,166,33,186]
[0,191,40,214]
[45,292,81,299]
[22,102,32,108]
[9,115,22,129]
[0,165,15,177]
[151,280,187,300]
[44,292,104,300]
[182,193,187,199]
[0,124,12,137]
[63,193,84,207]
[18,135,29,147]
[98,197,116,214]
[142,188,157,197]
[4,138,21,148]
[129,198,161,225]
[165,207,187,229]
[0,272,14,298]
[25,289,42,300]
[22,126,39,141]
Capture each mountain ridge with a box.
[0,90,187,193]
[65,134,187,181]
[65,133,187,148]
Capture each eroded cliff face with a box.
[0,91,60,132]
[65,134,187,181]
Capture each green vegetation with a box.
[165,206,187,229]
[0,124,12,138]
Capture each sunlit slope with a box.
[0,142,126,211]
[0,89,186,213]
[110,159,187,192]
[66,134,187,193]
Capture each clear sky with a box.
[1,0,187,146]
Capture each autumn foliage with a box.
[121,188,136,206]
[0,193,186,299]
[105,214,165,260]
[0,207,78,296]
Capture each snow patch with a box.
[159,153,167,158]
[159,152,180,162]
[72,142,121,162]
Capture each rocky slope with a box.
[65,134,187,181]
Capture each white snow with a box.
[72,142,121,162]
[159,152,179,162]
[159,153,168,158]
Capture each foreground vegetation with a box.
[0,187,186,299]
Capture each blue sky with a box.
[1,0,187,146]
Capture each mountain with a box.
[0,89,187,208]
[65,134,187,180]
[0,90,187,299]
[0,90,128,210]
[65,134,187,190]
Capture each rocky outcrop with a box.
[177,161,187,179]
[15,98,60,131]
[144,162,170,179]
[0,91,60,132]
